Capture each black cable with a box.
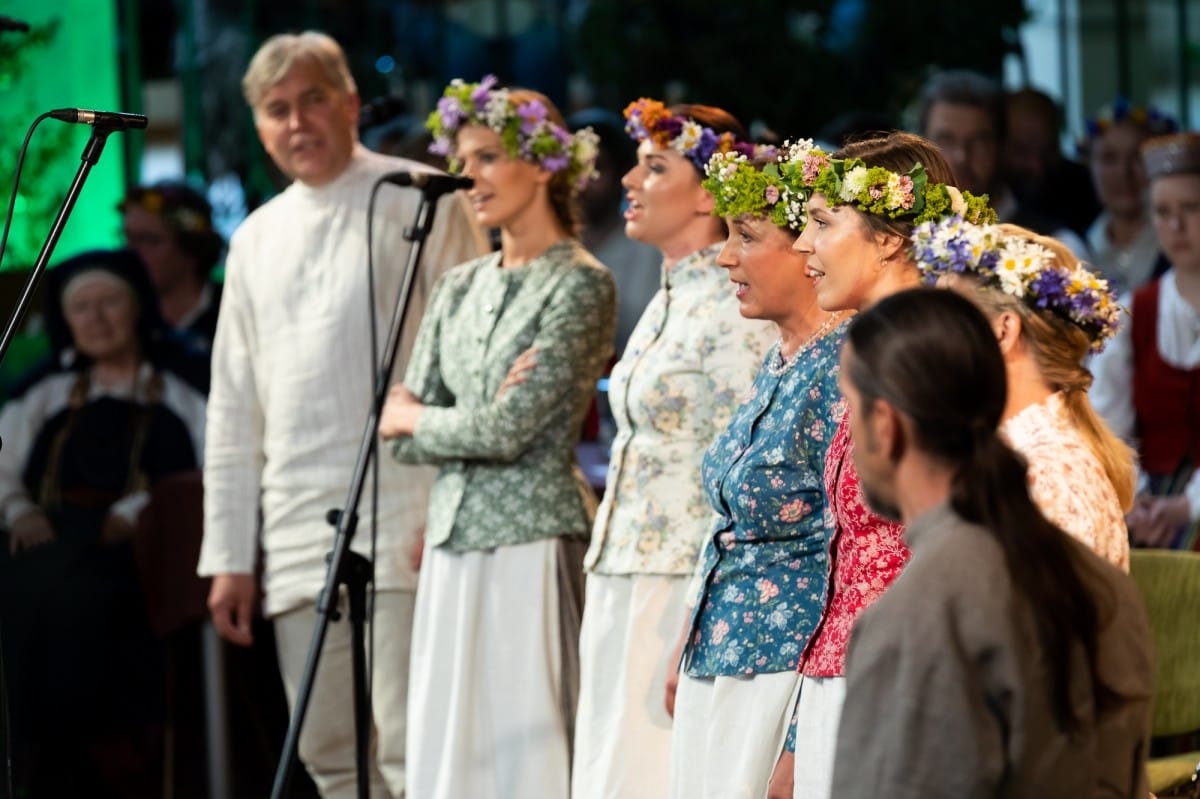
[363,179,385,707]
[0,111,54,269]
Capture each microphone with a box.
[49,108,149,130]
[381,171,474,197]
[0,15,30,32]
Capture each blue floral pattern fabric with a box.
[684,321,848,677]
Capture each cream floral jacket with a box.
[585,244,774,576]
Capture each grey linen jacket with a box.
[833,502,1154,799]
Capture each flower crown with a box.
[426,74,599,189]
[1077,98,1179,158]
[623,98,752,171]
[911,216,1122,351]
[781,140,997,226]
[702,145,814,230]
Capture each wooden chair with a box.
[1129,549,1200,795]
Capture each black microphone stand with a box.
[0,127,113,366]
[0,122,118,799]
[270,182,445,799]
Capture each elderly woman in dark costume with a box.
[0,249,207,797]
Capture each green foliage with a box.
[0,19,57,89]
[0,18,72,271]
[962,191,998,225]
[921,183,954,222]
[704,153,795,228]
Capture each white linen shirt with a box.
[585,244,774,576]
[197,145,488,616]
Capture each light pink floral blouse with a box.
[1000,392,1130,571]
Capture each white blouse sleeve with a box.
[0,376,66,527]
[1089,305,1136,442]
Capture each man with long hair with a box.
[832,287,1153,797]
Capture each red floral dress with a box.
[799,414,910,677]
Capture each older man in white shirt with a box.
[196,31,486,799]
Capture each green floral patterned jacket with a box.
[390,239,616,551]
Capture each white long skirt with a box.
[406,537,583,799]
[572,573,690,799]
[791,675,846,799]
[668,670,801,799]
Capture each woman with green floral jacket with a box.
[379,75,615,799]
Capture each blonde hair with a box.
[963,223,1137,510]
[242,31,357,108]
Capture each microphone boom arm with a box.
[0,126,115,365]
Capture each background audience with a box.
[1003,87,1100,238]
[1079,99,1178,297]
[916,70,1089,255]
[0,249,207,797]
[119,182,225,355]
[1093,131,1200,551]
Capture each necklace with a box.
[766,312,848,377]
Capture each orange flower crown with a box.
[622,98,753,170]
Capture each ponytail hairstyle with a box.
[845,286,1119,732]
[958,225,1137,511]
